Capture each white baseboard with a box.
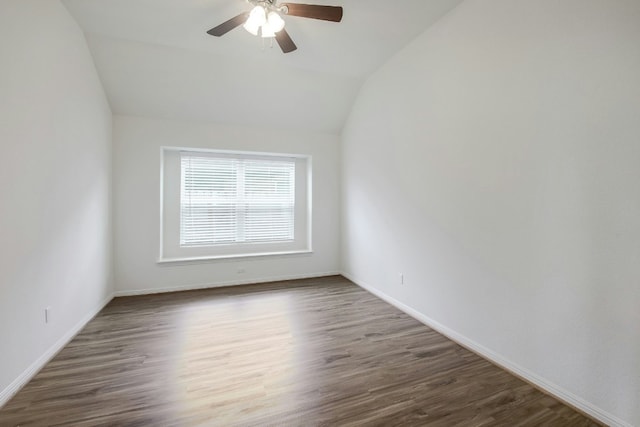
[114,271,341,297]
[341,271,631,427]
[0,293,114,409]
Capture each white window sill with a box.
[157,249,313,265]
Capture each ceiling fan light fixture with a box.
[242,21,260,36]
[243,5,266,35]
[267,11,285,33]
[261,22,276,38]
[243,20,260,36]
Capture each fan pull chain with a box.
[260,37,275,52]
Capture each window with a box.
[180,154,295,246]
[160,147,311,262]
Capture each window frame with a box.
[159,146,312,264]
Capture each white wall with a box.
[0,0,113,405]
[113,115,340,295]
[341,0,640,426]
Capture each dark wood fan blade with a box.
[281,3,343,22]
[207,12,250,37]
[275,29,297,53]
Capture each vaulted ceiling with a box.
[62,0,464,133]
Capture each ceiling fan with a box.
[207,0,343,53]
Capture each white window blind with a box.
[180,153,295,247]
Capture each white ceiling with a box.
[62,0,464,133]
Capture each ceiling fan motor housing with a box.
[247,0,288,14]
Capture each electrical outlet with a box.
[44,307,51,324]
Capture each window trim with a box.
[158,146,312,264]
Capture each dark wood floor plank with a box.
[0,276,600,426]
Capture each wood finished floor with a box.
[0,276,599,427]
